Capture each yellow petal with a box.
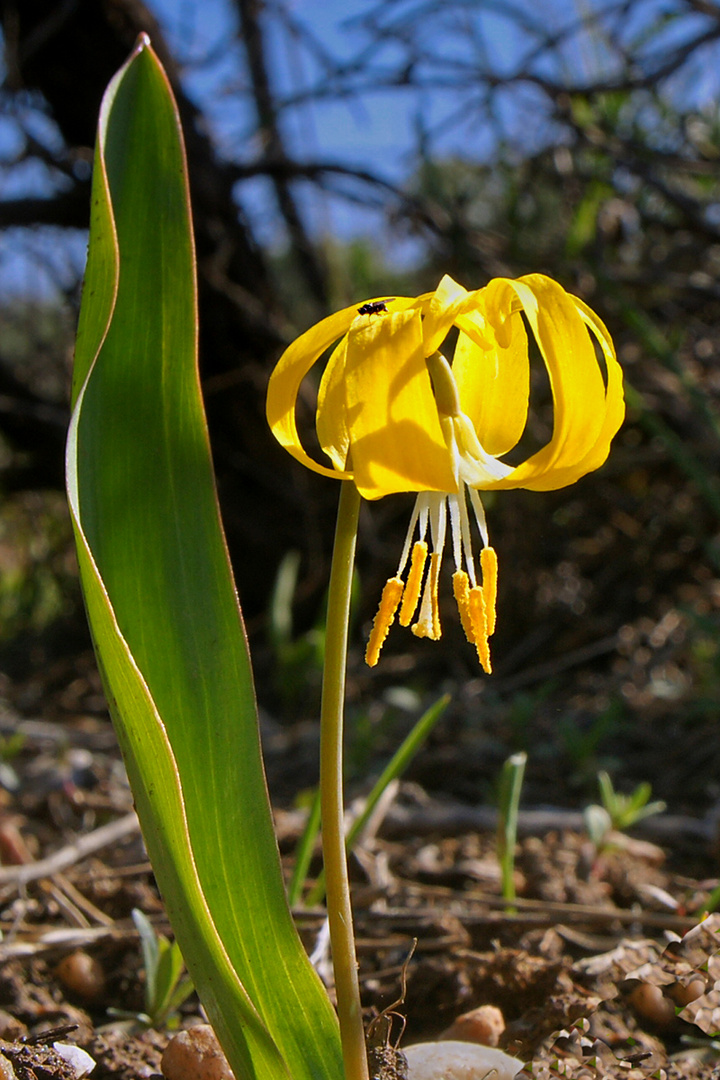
[555,295,626,484]
[343,310,457,499]
[476,275,624,491]
[267,296,419,481]
[422,274,478,357]
[266,304,362,481]
[316,336,350,471]
[453,295,530,457]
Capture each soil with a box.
[0,647,719,1080]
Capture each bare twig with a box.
[0,811,140,888]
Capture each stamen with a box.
[412,551,442,640]
[399,540,428,626]
[396,497,423,577]
[468,486,489,548]
[429,551,442,638]
[457,485,477,586]
[481,546,498,637]
[417,497,429,543]
[365,485,498,670]
[452,570,474,641]
[429,493,447,558]
[469,586,492,674]
[448,495,463,571]
[366,577,404,667]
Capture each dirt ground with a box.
[0,639,718,1080]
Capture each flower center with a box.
[364,488,497,671]
[364,348,501,671]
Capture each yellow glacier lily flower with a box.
[267,274,624,672]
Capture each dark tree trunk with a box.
[0,0,330,618]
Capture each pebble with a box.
[439,1004,505,1046]
[626,982,677,1029]
[53,1042,96,1078]
[55,951,106,1003]
[161,1025,234,1080]
[404,1040,523,1080]
[0,1010,26,1040]
[0,1053,16,1080]
[668,976,706,1007]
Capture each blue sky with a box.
[143,0,720,250]
[148,0,548,251]
[2,0,720,297]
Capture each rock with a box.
[161,1025,234,1080]
[0,1053,17,1080]
[52,1042,96,1078]
[439,1005,505,1047]
[404,1040,522,1080]
[55,952,106,1003]
[404,1040,523,1080]
[626,982,677,1029]
[0,1011,26,1041]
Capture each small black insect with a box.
[357,299,394,316]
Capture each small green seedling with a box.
[497,751,527,911]
[584,771,666,849]
[108,909,194,1029]
[269,550,325,705]
[598,770,666,831]
[0,732,25,792]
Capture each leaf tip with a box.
[133,32,152,54]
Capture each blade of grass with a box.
[306,693,450,907]
[288,788,322,908]
[497,751,526,912]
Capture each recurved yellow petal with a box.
[480,275,623,491]
[316,336,350,471]
[267,295,421,481]
[453,298,530,457]
[422,275,476,357]
[343,310,457,499]
[519,294,625,489]
[266,304,361,481]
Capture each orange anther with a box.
[365,577,404,667]
[399,540,428,626]
[481,546,498,637]
[452,570,474,642]
[469,585,491,674]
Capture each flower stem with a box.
[320,478,368,1080]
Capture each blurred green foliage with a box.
[0,491,75,641]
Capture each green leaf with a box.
[164,964,196,1019]
[154,940,187,1022]
[67,35,341,1080]
[132,909,161,1013]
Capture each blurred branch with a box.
[234,0,328,310]
[0,189,89,228]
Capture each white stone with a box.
[52,1043,96,1078]
[404,1040,523,1080]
